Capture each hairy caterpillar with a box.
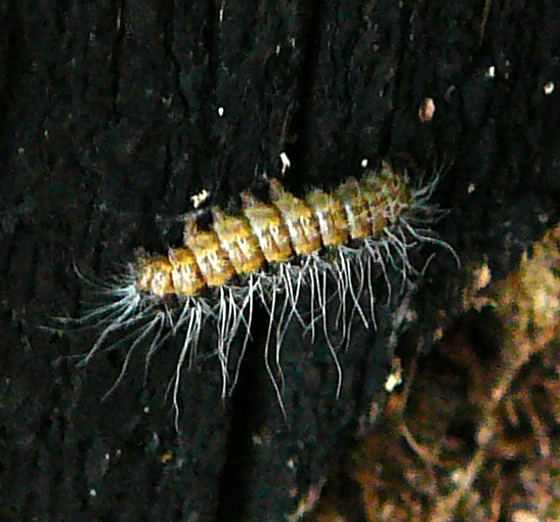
[66,162,456,426]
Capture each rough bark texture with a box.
[1,1,559,521]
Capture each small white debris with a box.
[279,152,291,175]
[544,81,554,95]
[361,158,369,168]
[485,65,495,78]
[511,510,539,522]
[384,373,401,392]
[504,59,511,79]
[384,357,402,392]
[418,97,435,122]
[89,489,97,497]
[217,106,225,117]
[191,189,210,209]
[473,264,491,291]
[444,85,456,102]
[467,182,476,194]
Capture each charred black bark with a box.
[1,1,559,521]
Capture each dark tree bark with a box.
[1,1,559,521]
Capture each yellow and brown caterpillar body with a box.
[70,162,456,425]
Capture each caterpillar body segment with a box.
[305,189,349,247]
[72,162,456,425]
[240,191,293,263]
[211,207,265,275]
[183,218,236,287]
[268,178,322,255]
[136,256,175,297]
[168,247,205,296]
[334,178,372,240]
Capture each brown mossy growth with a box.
[429,223,560,521]
[307,224,560,521]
